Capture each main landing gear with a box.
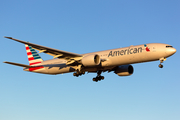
[158,57,166,68]
[93,71,104,82]
[73,70,85,77]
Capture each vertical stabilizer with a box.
[25,44,45,72]
[25,44,43,65]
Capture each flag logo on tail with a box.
[25,44,44,71]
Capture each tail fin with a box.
[25,44,43,65]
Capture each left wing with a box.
[4,61,65,68]
[4,61,35,68]
[4,37,82,60]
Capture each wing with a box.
[4,37,82,59]
[4,61,33,68]
[4,61,63,68]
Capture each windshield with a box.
[166,46,173,48]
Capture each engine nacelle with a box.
[81,54,101,67]
[114,65,134,76]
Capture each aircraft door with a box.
[152,46,156,52]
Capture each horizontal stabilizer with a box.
[4,61,34,68]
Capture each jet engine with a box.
[81,54,101,67]
[114,65,134,76]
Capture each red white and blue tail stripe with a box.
[25,44,45,71]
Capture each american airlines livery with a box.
[4,37,176,82]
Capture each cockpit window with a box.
[166,46,173,48]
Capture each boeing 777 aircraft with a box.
[4,37,176,82]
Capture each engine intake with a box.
[114,65,134,76]
[82,54,101,67]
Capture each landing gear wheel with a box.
[92,71,105,82]
[158,57,166,68]
[93,78,98,82]
[159,64,163,68]
[73,73,78,77]
[97,76,101,81]
[73,73,76,76]
[92,76,105,82]
[73,70,85,77]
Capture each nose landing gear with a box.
[92,71,104,82]
[159,64,163,68]
[158,57,166,68]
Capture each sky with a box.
[0,0,180,120]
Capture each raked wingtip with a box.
[4,36,13,39]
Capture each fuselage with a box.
[24,43,176,75]
[89,43,176,66]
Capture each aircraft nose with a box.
[171,48,176,54]
[167,47,176,55]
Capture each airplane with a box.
[3,36,176,82]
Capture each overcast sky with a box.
[0,0,179,120]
